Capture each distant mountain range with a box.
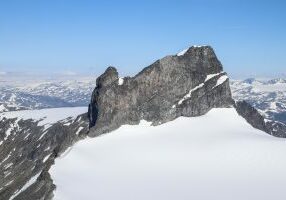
[0,79,96,112]
[1,75,285,127]
[230,78,286,124]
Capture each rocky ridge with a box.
[235,100,286,138]
[88,46,234,136]
[0,109,88,200]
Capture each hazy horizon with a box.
[0,67,285,81]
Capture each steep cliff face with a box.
[88,46,234,137]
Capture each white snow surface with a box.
[205,72,223,82]
[43,154,51,163]
[215,75,229,87]
[51,108,286,200]
[252,82,286,92]
[118,78,124,85]
[0,107,87,126]
[177,48,188,56]
[178,83,204,105]
[75,127,84,135]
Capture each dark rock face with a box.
[235,100,286,138]
[0,113,89,200]
[88,46,234,137]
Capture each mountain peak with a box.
[88,46,233,136]
[96,66,118,88]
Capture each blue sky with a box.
[0,0,285,78]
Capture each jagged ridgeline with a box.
[88,46,234,136]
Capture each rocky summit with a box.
[88,46,234,136]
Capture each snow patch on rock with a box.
[215,75,229,87]
[9,172,41,200]
[177,48,188,56]
[205,72,223,82]
[178,83,204,105]
[118,78,124,85]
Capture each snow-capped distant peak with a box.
[0,77,96,113]
[267,78,286,84]
[230,78,286,124]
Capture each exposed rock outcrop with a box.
[88,46,234,137]
[0,113,89,200]
[235,100,286,138]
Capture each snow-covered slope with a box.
[50,108,286,200]
[231,78,286,124]
[0,107,87,129]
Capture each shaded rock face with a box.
[88,46,234,137]
[0,113,89,200]
[235,101,286,138]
